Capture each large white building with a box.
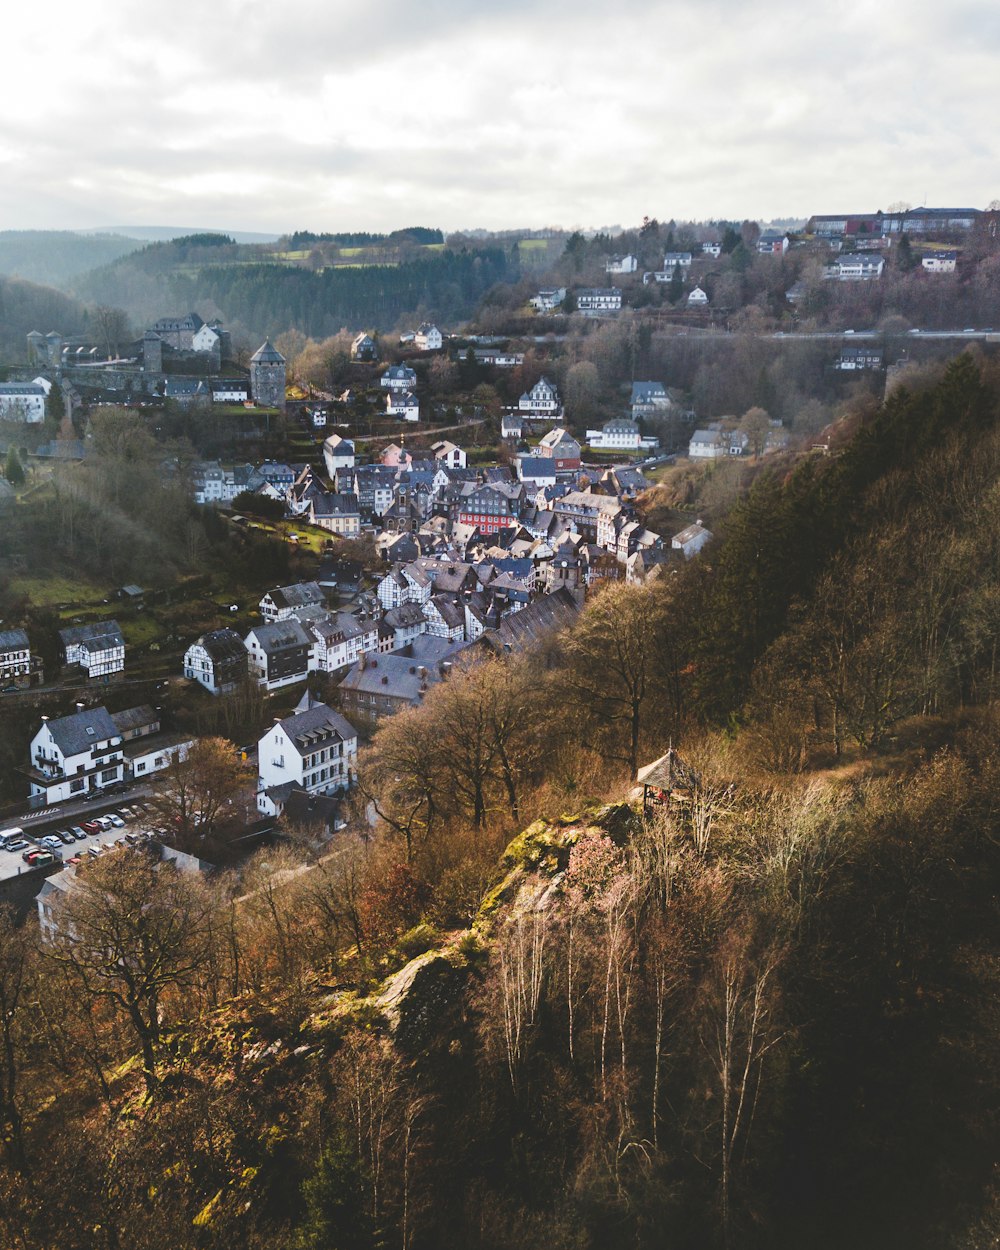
[257,696,358,817]
[28,706,125,805]
[0,383,46,422]
[183,629,249,695]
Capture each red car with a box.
[82,820,102,834]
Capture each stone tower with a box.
[26,330,46,365]
[142,330,163,373]
[250,340,286,408]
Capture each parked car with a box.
[106,814,126,828]
[70,827,88,841]
[56,831,76,845]
[5,839,28,852]
[86,846,102,859]
[82,821,101,834]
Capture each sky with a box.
[2,0,998,236]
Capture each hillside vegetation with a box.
[1,357,1000,1249]
[0,231,143,288]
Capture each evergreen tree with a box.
[4,448,24,486]
[295,1136,372,1250]
[668,261,685,304]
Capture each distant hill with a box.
[0,231,143,288]
[74,237,518,337]
[84,225,282,244]
[0,274,93,362]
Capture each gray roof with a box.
[339,652,444,702]
[196,628,248,663]
[277,702,357,755]
[59,620,124,649]
[43,705,120,756]
[267,582,325,611]
[480,588,580,653]
[251,339,285,363]
[247,619,312,653]
[110,705,158,735]
[0,628,29,652]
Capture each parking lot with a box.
[0,802,165,880]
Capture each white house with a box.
[921,250,958,273]
[308,491,362,536]
[501,411,523,440]
[702,241,722,257]
[260,582,326,622]
[688,428,748,458]
[0,629,32,687]
[824,254,885,280]
[687,285,709,306]
[518,377,561,415]
[606,254,638,274]
[305,612,380,675]
[244,620,313,691]
[0,383,46,423]
[586,418,642,451]
[672,521,713,559]
[529,287,566,312]
[210,380,249,403]
[257,697,358,817]
[381,364,417,391]
[414,323,443,351]
[576,288,622,314]
[59,621,125,679]
[323,433,356,477]
[662,252,693,270]
[387,390,420,422]
[430,440,466,469]
[192,323,221,352]
[351,332,378,361]
[27,706,125,805]
[183,628,250,695]
[757,230,790,254]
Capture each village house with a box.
[431,440,467,469]
[257,694,358,818]
[183,628,250,695]
[381,364,418,391]
[323,433,356,476]
[303,611,380,675]
[244,620,313,691]
[309,491,362,537]
[0,629,33,688]
[501,411,523,441]
[606,254,638,274]
[0,382,46,422]
[259,582,326,622]
[757,230,790,254]
[516,456,558,487]
[529,287,566,312]
[702,241,722,257]
[111,705,194,782]
[824,254,885,280]
[338,644,462,728]
[672,521,713,559]
[386,390,420,422]
[576,287,623,314]
[835,345,884,371]
[688,427,749,459]
[536,427,582,470]
[473,348,524,367]
[518,377,562,416]
[27,706,125,805]
[351,332,379,361]
[59,620,125,679]
[414,323,443,351]
[353,464,396,518]
[586,417,658,452]
[662,252,693,270]
[921,250,958,273]
[687,285,709,306]
[630,381,671,418]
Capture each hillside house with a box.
[0,629,33,688]
[386,390,420,422]
[260,582,326,622]
[606,254,638,274]
[414,323,443,351]
[518,377,561,416]
[0,383,46,422]
[59,620,125,679]
[27,706,125,805]
[257,696,358,817]
[757,230,790,254]
[431,440,466,469]
[672,521,713,559]
[183,629,249,695]
[824,254,885,280]
[921,250,958,273]
[537,427,582,470]
[577,288,622,314]
[687,285,709,305]
[323,433,355,476]
[244,620,312,691]
[381,364,417,391]
[529,287,566,312]
[351,332,379,361]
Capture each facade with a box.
[386,390,420,422]
[351,332,379,361]
[0,629,32,687]
[323,433,356,476]
[249,340,287,407]
[536,427,582,470]
[244,620,312,691]
[414,323,443,351]
[606,254,638,274]
[59,621,125,679]
[257,698,358,817]
[529,287,566,312]
[687,285,709,305]
[586,418,643,451]
[662,252,692,270]
[576,287,622,314]
[518,377,561,416]
[921,250,958,273]
[0,383,46,422]
[757,230,790,254]
[260,582,326,622]
[672,521,713,559]
[183,628,249,695]
[306,612,380,675]
[835,346,884,371]
[824,254,885,280]
[27,706,125,805]
[309,491,362,536]
[431,440,466,469]
[381,364,417,391]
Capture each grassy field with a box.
[9,575,113,611]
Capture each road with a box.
[0,795,156,884]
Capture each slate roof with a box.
[0,628,29,652]
[248,620,312,652]
[250,339,285,363]
[267,582,325,611]
[339,653,444,702]
[277,702,357,755]
[479,588,580,653]
[110,705,158,735]
[43,706,120,756]
[195,628,248,663]
[59,620,124,650]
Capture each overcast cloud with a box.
[2,0,997,233]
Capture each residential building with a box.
[576,287,622,314]
[662,252,692,270]
[338,647,458,727]
[257,696,358,817]
[414,323,443,351]
[672,521,713,559]
[529,287,566,312]
[824,254,885,280]
[430,440,466,468]
[305,612,380,675]
[586,418,648,451]
[351,332,379,361]
[630,381,671,418]
[501,411,523,440]
[59,620,125,679]
[323,433,356,476]
[473,348,524,367]
[353,464,396,518]
[27,706,125,805]
[702,241,722,257]
[260,582,326,622]
[381,364,418,391]
[244,620,313,691]
[309,491,362,536]
[687,285,709,306]
[0,629,32,687]
[518,377,561,416]
[537,427,582,470]
[454,482,521,534]
[835,346,884,371]
[606,254,638,274]
[757,230,790,254]
[386,390,420,422]
[183,628,249,694]
[0,383,46,422]
[921,249,958,273]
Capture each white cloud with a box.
[0,0,996,231]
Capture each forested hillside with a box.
[1,356,999,1249]
[0,231,142,288]
[0,275,94,361]
[75,239,516,337]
